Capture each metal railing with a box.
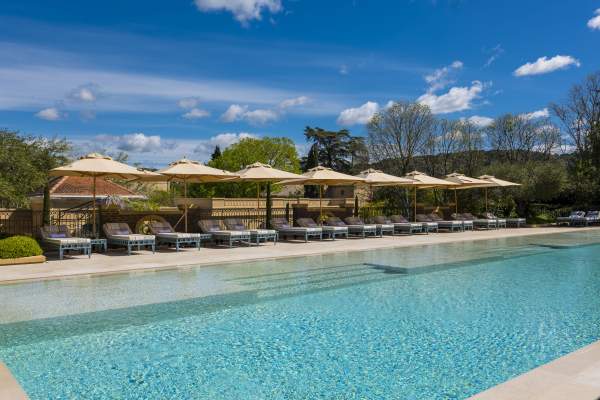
[192,207,292,229]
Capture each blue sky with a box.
[0,0,598,167]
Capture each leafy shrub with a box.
[0,235,43,259]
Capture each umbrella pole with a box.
[319,185,323,226]
[257,183,260,226]
[92,175,97,238]
[454,188,458,214]
[184,178,188,233]
[413,187,417,222]
[485,187,488,213]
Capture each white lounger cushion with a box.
[109,234,155,241]
[249,229,277,235]
[322,226,348,231]
[156,232,204,239]
[44,237,91,245]
[211,230,250,237]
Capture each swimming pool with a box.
[1,230,600,399]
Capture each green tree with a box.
[0,130,70,210]
[210,145,222,161]
[303,126,361,173]
[187,137,301,199]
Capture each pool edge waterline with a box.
[0,226,596,286]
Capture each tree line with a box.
[1,71,598,220]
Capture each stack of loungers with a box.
[271,218,322,242]
[297,218,348,240]
[198,220,251,247]
[148,220,211,251]
[224,218,278,245]
[389,215,424,234]
[427,213,464,232]
[326,216,378,238]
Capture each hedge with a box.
[0,236,43,259]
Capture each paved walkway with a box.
[0,227,591,284]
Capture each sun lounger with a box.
[325,216,376,238]
[344,216,382,237]
[415,214,439,233]
[461,213,497,230]
[102,222,155,255]
[482,212,506,228]
[40,225,91,260]
[450,213,474,231]
[557,211,586,226]
[363,216,395,236]
[224,218,278,245]
[297,218,348,240]
[583,211,600,226]
[389,215,424,234]
[506,217,527,227]
[270,218,322,242]
[427,213,464,232]
[148,220,211,251]
[198,220,251,247]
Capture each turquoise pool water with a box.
[2,231,600,399]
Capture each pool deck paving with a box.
[1,226,600,399]
[0,226,595,284]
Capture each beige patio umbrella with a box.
[478,175,521,212]
[444,173,491,214]
[158,158,238,232]
[356,168,416,202]
[401,170,459,221]
[281,166,365,224]
[49,153,162,237]
[234,162,306,225]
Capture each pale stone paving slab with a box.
[469,341,600,400]
[0,227,594,284]
[0,362,28,400]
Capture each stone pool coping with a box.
[469,340,600,399]
[0,362,28,399]
[0,227,596,285]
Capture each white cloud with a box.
[193,132,258,158]
[221,97,307,124]
[221,104,279,124]
[72,132,261,167]
[425,61,463,92]
[243,108,279,124]
[183,108,211,119]
[484,44,504,68]
[279,96,309,109]
[464,115,494,127]
[417,81,484,114]
[337,101,380,126]
[194,0,282,25]
[221,104,249,122]
[588,9,600,30]
[95,133,164,153]
[35,107,64,121]
[0,65,300,113]
[69,84,98,102]
[521,108,549,120]
[514,55,581,77]
[339,64,349,75]
[177,97,202,109]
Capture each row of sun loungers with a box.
[40,212,525,258]
[557,211,599,227]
